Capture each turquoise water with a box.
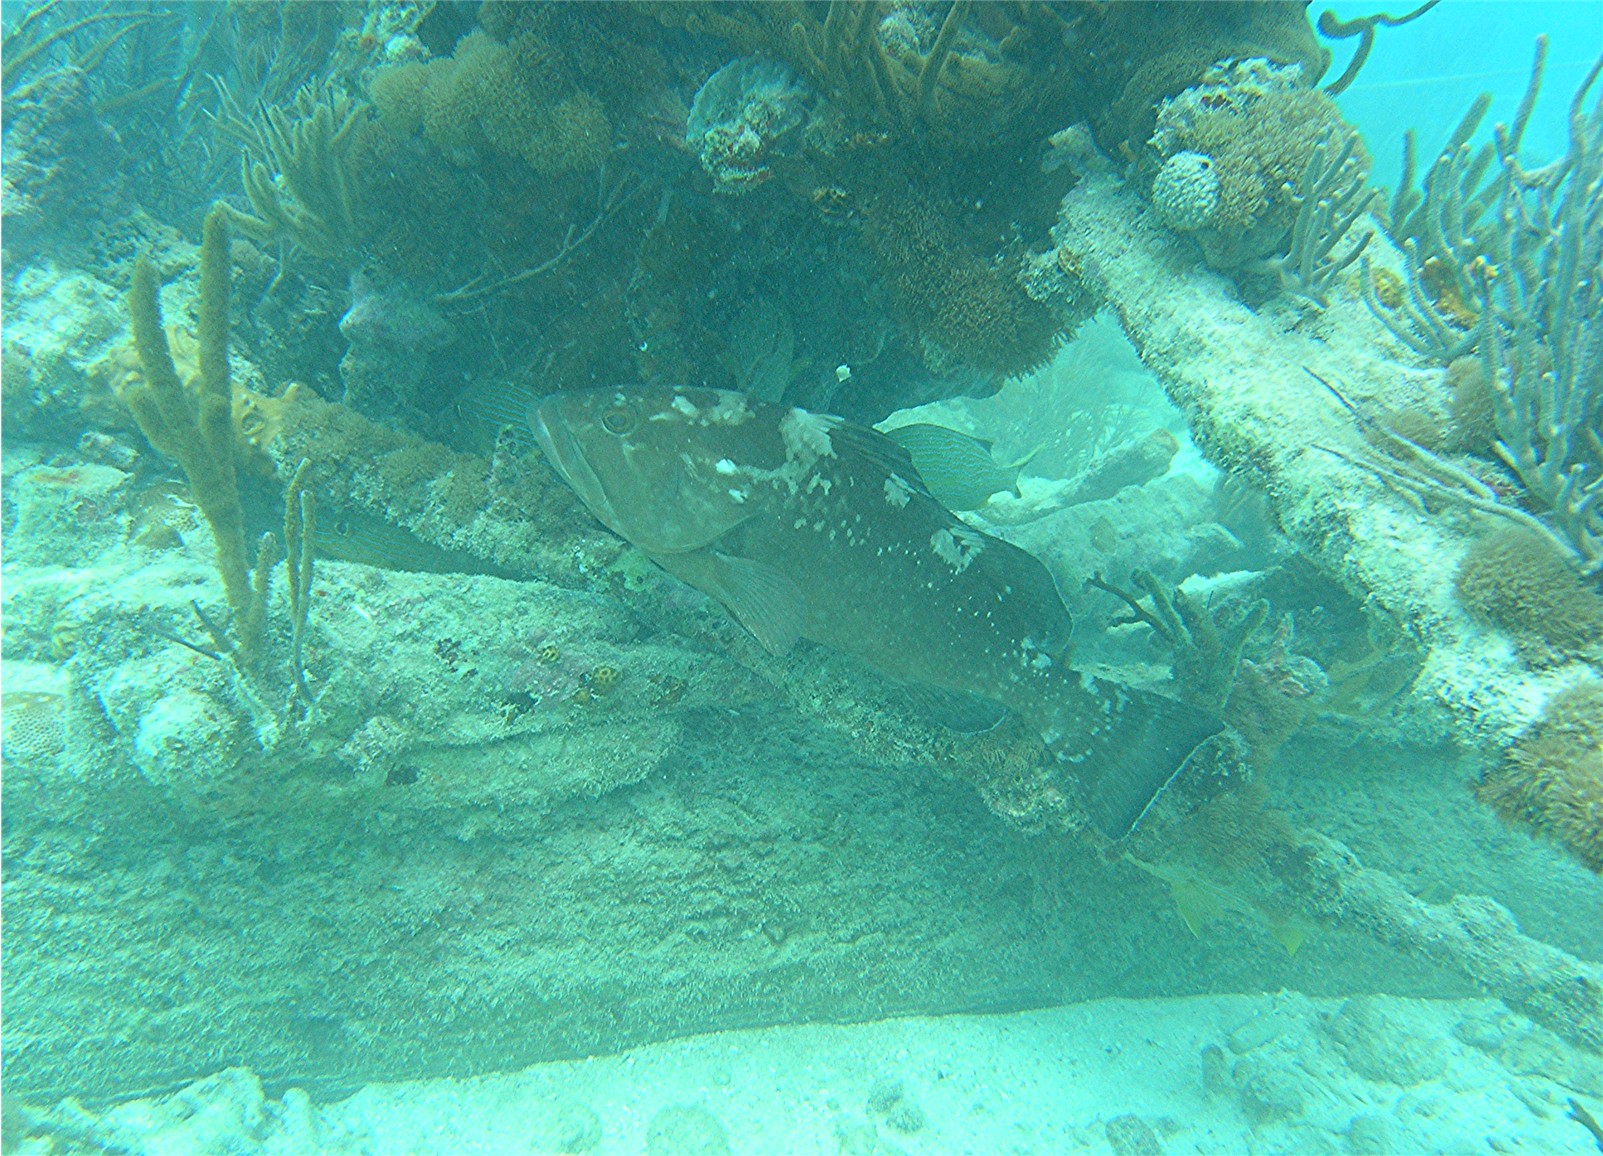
[3,3,1601,1153]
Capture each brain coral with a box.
[1454,527,1603,667]
[1151,151,1221,232]
[1478,682,1603,873]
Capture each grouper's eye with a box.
[601,405,637,436]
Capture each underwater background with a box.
[2,1,1602,1152]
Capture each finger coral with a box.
[1477,683,1603,873]
[123,208,258,654]
[370,29,610,177]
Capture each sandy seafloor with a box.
[30,992,1603,1155]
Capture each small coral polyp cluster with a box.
[370,30,610,177]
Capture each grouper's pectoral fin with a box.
[900,683,1009,735]
[650,549,807,657]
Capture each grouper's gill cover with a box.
[531,386,1225,840]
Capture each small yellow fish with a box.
[883,422,1037,510]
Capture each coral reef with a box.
[1478,682,1603,873]
[1050,160,1530,749]
[653,1,1085,158]
[0,685,68,771]
[12,2,1603,1126]
[1454,527,1603,668]
[1144,58,1367,272]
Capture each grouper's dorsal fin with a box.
[650,548,807,656]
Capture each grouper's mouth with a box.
[528,399,623,535]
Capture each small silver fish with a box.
[884,422,1029,510]
[531,386,1224,839]
[314,508,517,578]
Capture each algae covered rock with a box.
[645,1103,730,1156]
[1324,996,1448,1085]
[7,463,130,566]
[686,55,814,194]
[131,688,245,798]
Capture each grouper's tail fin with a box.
[1047,675,1231,842]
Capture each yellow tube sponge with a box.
[123,207,264,664]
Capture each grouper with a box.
[530,386,1226,840]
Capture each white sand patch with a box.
[44,994,1589,1155]
[315,994,1602,1154]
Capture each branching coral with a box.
[124,207,266,662]
[1086,570,1270,716]
[1253,127,1378,306]
[1478,45,1603,576]
[1354,42,1602,576]
[217,80,366,261]
[1359,91,1498,360]
[1477,682,1603,874]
